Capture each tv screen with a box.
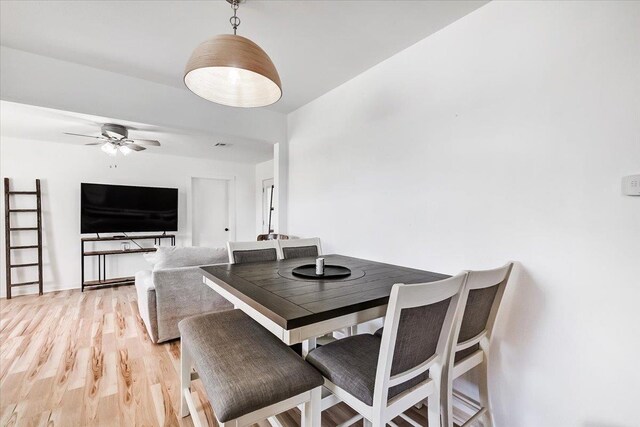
[81,183,178,234]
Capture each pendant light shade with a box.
[184,34,282,108]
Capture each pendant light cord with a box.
[230,1,240,35]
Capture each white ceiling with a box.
[0,101,274,163]
[0,0,488,114]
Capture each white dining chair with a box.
[443,262,514,427]
[306,272,469,427]
[277,237,322,260]
[226,240,280,264]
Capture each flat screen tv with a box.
[81,183,178,234]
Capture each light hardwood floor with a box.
[0,287,432,427]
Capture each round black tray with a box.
[291,264,352,279]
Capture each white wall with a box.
[255,159,275,236]
[287,1,640,426]
[0,137,256,298]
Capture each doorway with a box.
[191,177,235,248]
[262,178,274,234]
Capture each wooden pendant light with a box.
[184,34,281,108]
[184,1,281,108]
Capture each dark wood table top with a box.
[200,254,449,330]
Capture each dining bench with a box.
[179,310,324,427]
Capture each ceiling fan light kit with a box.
[184,0,282,108]
[64,123,161,157]
[101,142,118,156]
[100,142,133,157]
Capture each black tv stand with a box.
[81,233,176,291]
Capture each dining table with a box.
[200,253,449,421]
[200,253,448,353]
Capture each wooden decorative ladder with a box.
[3,178,43,299]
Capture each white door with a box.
[192,177,232,247]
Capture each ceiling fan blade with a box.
[123,143,146,151]
[64,132,105,140]
[84,142,104,146]
[127,139,161,146]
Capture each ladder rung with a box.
[10,263,39,268]
[9,227,38,231]
[11,281,40,287]
[9,245,39,250]
[9,209,38,212]
[8,191,37,195]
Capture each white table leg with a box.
[301,337,317,357]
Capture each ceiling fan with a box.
[64,123,161,156]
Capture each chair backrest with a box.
[372,272,468,407]
[226,240,280,264]
[277,237,322,260]
[453,262,513,353]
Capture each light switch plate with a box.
[622,174,640,196]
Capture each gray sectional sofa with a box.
[135,246,233,343]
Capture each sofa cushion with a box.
[143,251,160,267]
[153,246,228,270]
[135,269,154,291]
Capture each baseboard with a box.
[1,283,79,299]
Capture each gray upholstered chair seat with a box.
[306,334,428,406]
[179,310,323,423]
